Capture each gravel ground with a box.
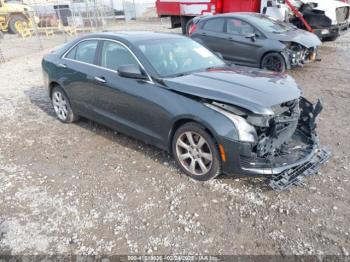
[0,20,349,256]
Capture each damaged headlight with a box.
[205,103,258,143]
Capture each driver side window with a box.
[226,18,255,36]
[100,41,139,71]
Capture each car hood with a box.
[266,29,321,48]
[163,67,301,115]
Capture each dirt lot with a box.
[0,20,349,256]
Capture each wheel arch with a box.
[9,13,28,19]
[260,50,290,70]
[168,117,218,153]
[48,81,71,104]
[48,81,61,98]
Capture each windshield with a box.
[249,15,295,33]
[137,38,226,77]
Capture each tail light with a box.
[188,23,197,36]
[215,0,223,14]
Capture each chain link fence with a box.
[0,0,158,61]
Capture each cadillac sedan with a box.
[42,32,329,189]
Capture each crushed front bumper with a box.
[269,148,331,191]
[220,98,331,190]
[282,47,320,70]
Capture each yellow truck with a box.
[0,0,39,34]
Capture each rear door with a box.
[194,17,226,53]
[222,18,266,66]
[60,39,99,113]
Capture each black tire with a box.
[172,122,222,181]
[180,16,192,35]
[8,15,27,34]
[185,18,194,36]
[261,52,286,73]
[51,86,78,123]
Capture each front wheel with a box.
[172,122,222,181]
[261,52,286,73]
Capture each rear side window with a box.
[226,18,255,36]
[203,18,225,33]
[100,41,138,71]
[65,40,98,64]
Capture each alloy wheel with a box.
[175,131,213,176]
[52,90,68,121]
[262,55,283,72]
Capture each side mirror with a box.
[267,0,273,7]
[117,64,148,80]
[245,33,256,42]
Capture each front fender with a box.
[281,49,292,70]
[167,104,240,151]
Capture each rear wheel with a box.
[172,122,221,181]
[261,52,286,73]
[185,18,194,36]
[51,86,78,123]
[180,16,192,35]
[8,15,27,34]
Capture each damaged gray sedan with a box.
[42,32,330,190]
[189,13,322,73]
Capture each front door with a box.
[88,40,172,147]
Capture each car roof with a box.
[79,31,185,43]
[200,12,266,20]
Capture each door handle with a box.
[94,76,106,83]
[227,37,234,41]
[201,32,207,36]
[57,63,67,68]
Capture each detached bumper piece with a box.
[269,148,331,191]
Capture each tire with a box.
[51,86,78,123]
[172,122,222,181]
[8,15,27,34]
[185,18,194,36]
[180,16,192,35]
[261,52,286,73]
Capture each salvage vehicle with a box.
[288,0,350,40]
[156,0,350,40]
[42,32,330,190]
[189,13,321,72]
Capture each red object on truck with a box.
[156,0,261,33]
[156,0,260,16]
[156,0,317,35]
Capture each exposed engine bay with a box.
[283,42,319,67]
[211,97,323,166]
[208,97,331,190]
[291,3,333,28]
[213,97,322,157]
[289,1,350,40]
